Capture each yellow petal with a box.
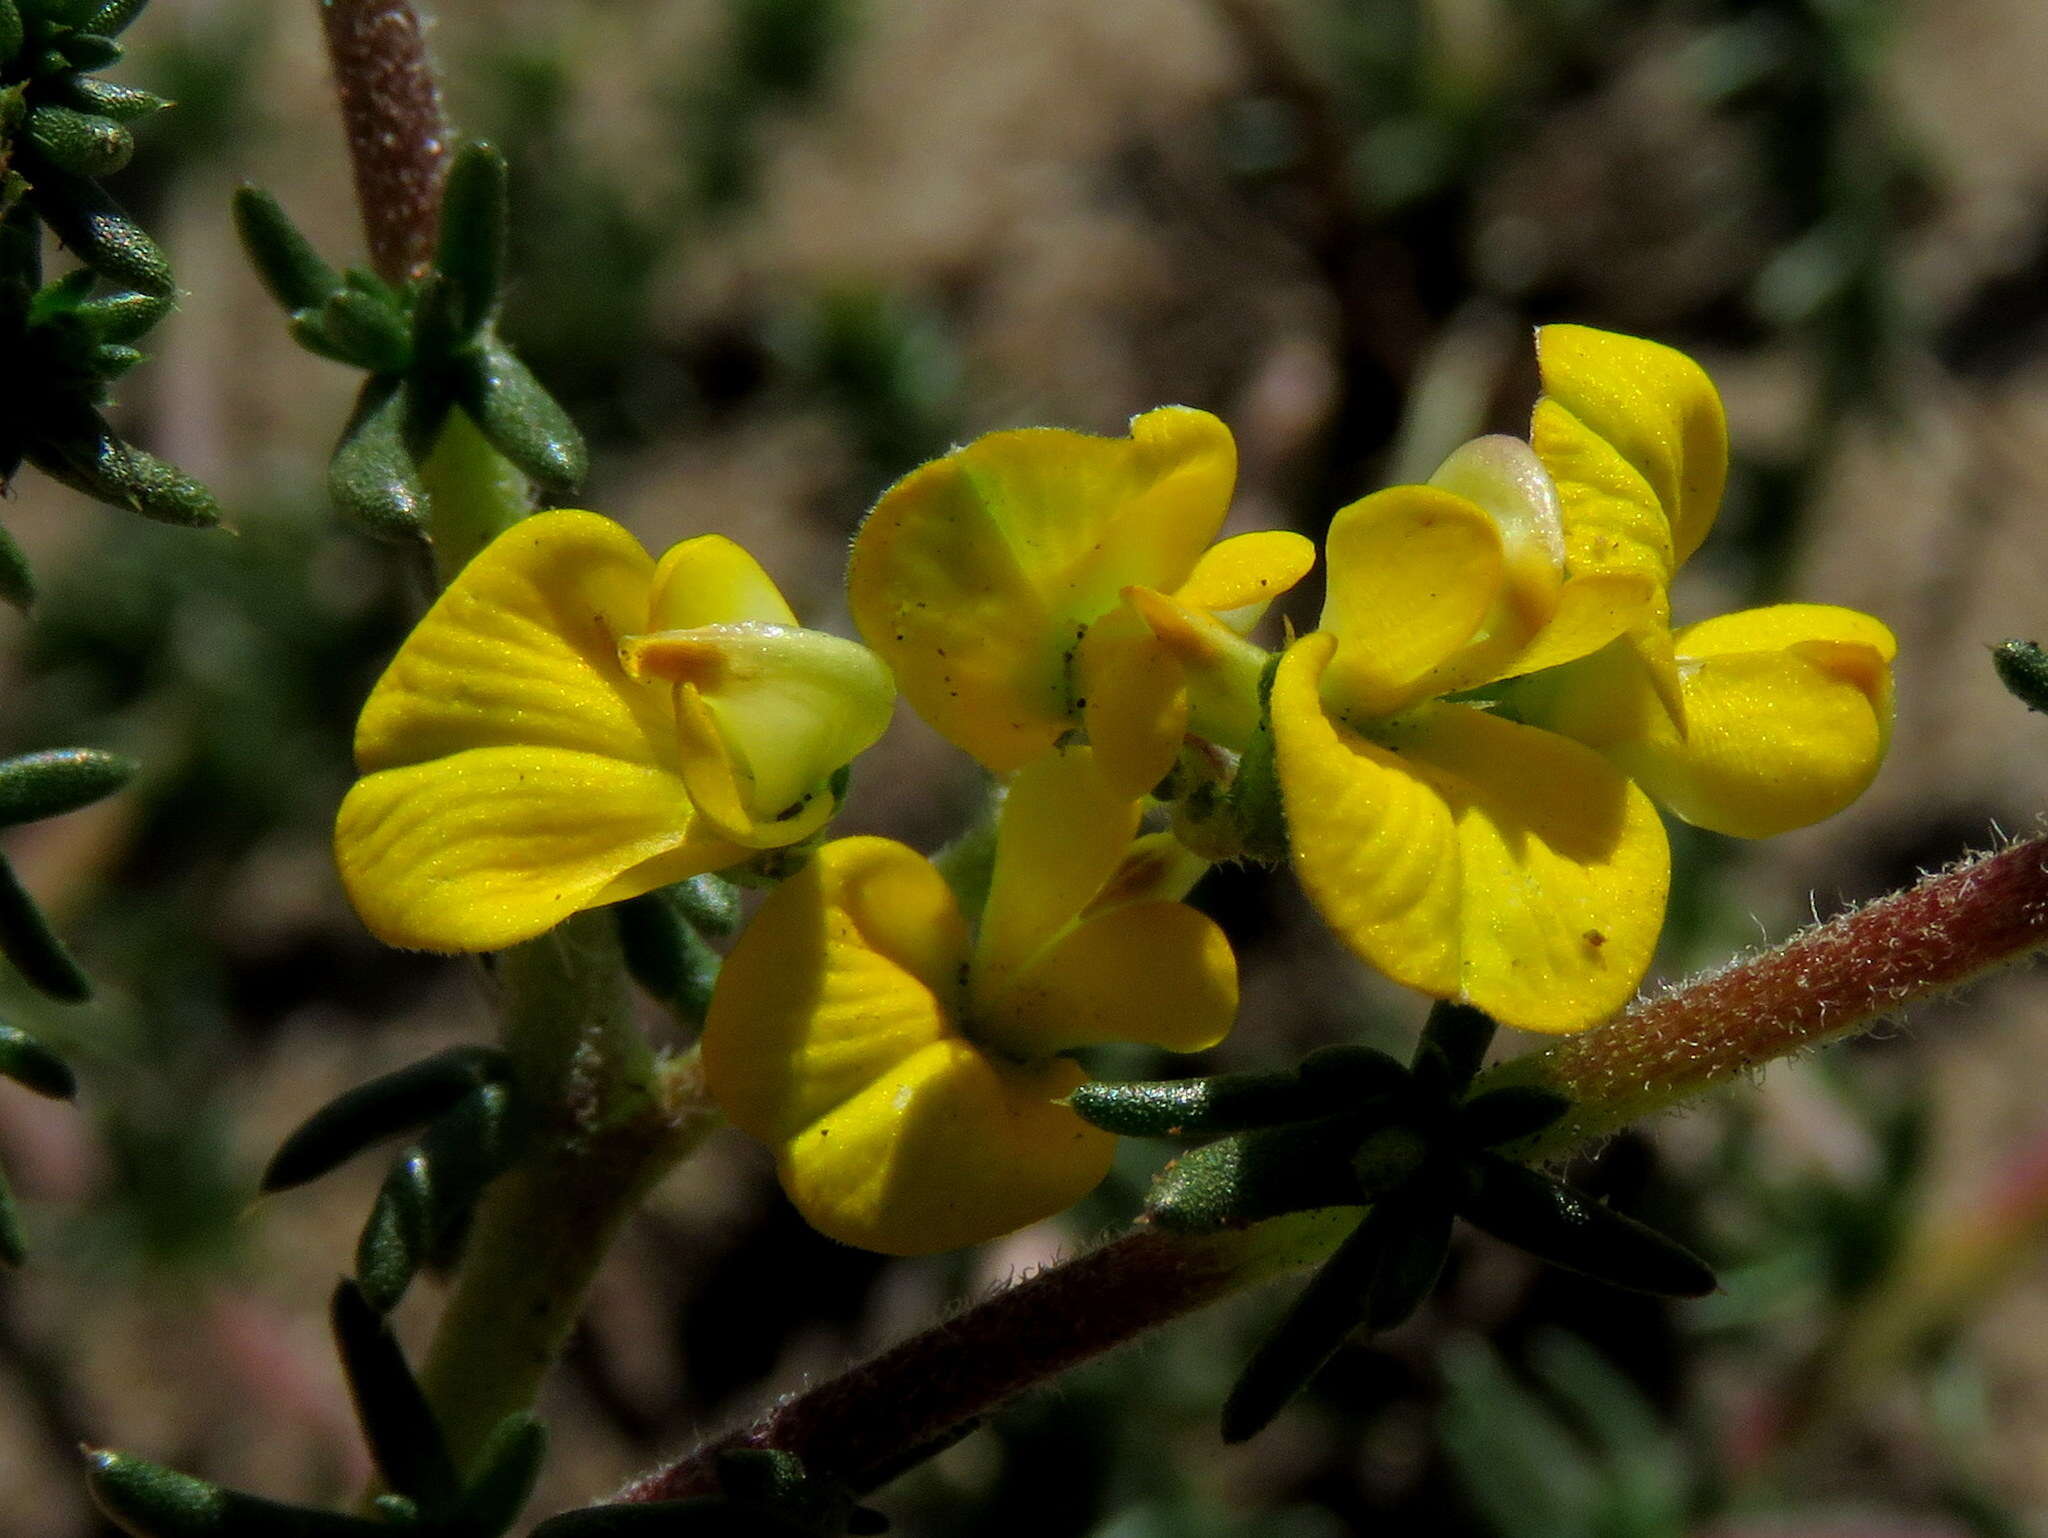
[974,745,1142,992]
[647,534,798,629]
[1317,484,1505,718]
[702,838,969,1140]
[1177,529,1317,630]
[355,510,667,774]
[1273,635,1667,1034]
[1524,605,1895,839]
[777,1042,1110,1255]
[1529,397,1686,727]
[1271,635,1462,998]
[1422,571,1658,700]
[1082,830,1213,913]
[335,746,738,952]
[1536,325,1728,567]
[1124,585,1268,750]
[1075,605,1188,798]
[848,406,1235,770]
[702,838,1108,1255]
[979,900,1237,1058]
[623,624,895,831]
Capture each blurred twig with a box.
[316,0,448,285]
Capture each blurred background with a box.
[4,0,2048,1533]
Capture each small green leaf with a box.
[316,287,412,373]
[1459,1086,1572,1149]
[331,1279,460,1511]
[1993,639,2048,716]
[1461,1155,1717,1298]
[72,288,171,342]
[57,76,170,123]
[326,376,428,540]
[1364,1189,1453,1330]
[86,1450,387,1538]
[457,337,587,497]
[0,524,29,610]
[81,0,147,36]
[1296,1043,1411,1103]
[0,745,121,831]
[1068,1070,1308,1139]
[1145,1116,1368,1232]
[25,104,133,178]
[30,169,171,294]
[355,1081,521,1311]
[0,1021,76,1099]
[0,1166,23,1266]
[0,852,91,1002]
[231,186,343,315]
[54,31,121,69]
[88,340,144,376]
[615,889,719,1028]
[1220,1208,1384,1443]
[263,1043,510,1193]
[433,141,508,342]
[27,417,220,526]
[453,1414,547,1538]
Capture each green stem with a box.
[418,406,531,584]
[415,913,717,1472]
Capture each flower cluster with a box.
[334,325,1895,1253]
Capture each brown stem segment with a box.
[614,837,2048,1504]
[1508,835,2048,1161]
[317,0,448,284]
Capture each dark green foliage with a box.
[87,1451,388,1537]
[355,1080,523,1311]
[235,141,588,540]
[0,0,215,536]
[1993,639,2048,716]
[87,1288,548,1537]
[615,887,723,1031]
[331,1279,461,1510]
[262,1044,512,1193]
[0,744,133,825]
[1084,1001,1712,1441]
[0,1019,77,1098]
[328,376,429,539]
[0,852,91,1001]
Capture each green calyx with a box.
[235,141,588,546]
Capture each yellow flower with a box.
[1518,327,1895,839]
[849,407,1313,794]
[335,510,895,953]
[702,745,1236,1254]
[1273,328,1893,1035]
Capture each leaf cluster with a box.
[1073,1002,1717,1442]
[0,0,219,579]
[234,143,586,543]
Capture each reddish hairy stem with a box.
[1512,834,2048,1158]
[615,838,2048,1504]
[317,0,448,284]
